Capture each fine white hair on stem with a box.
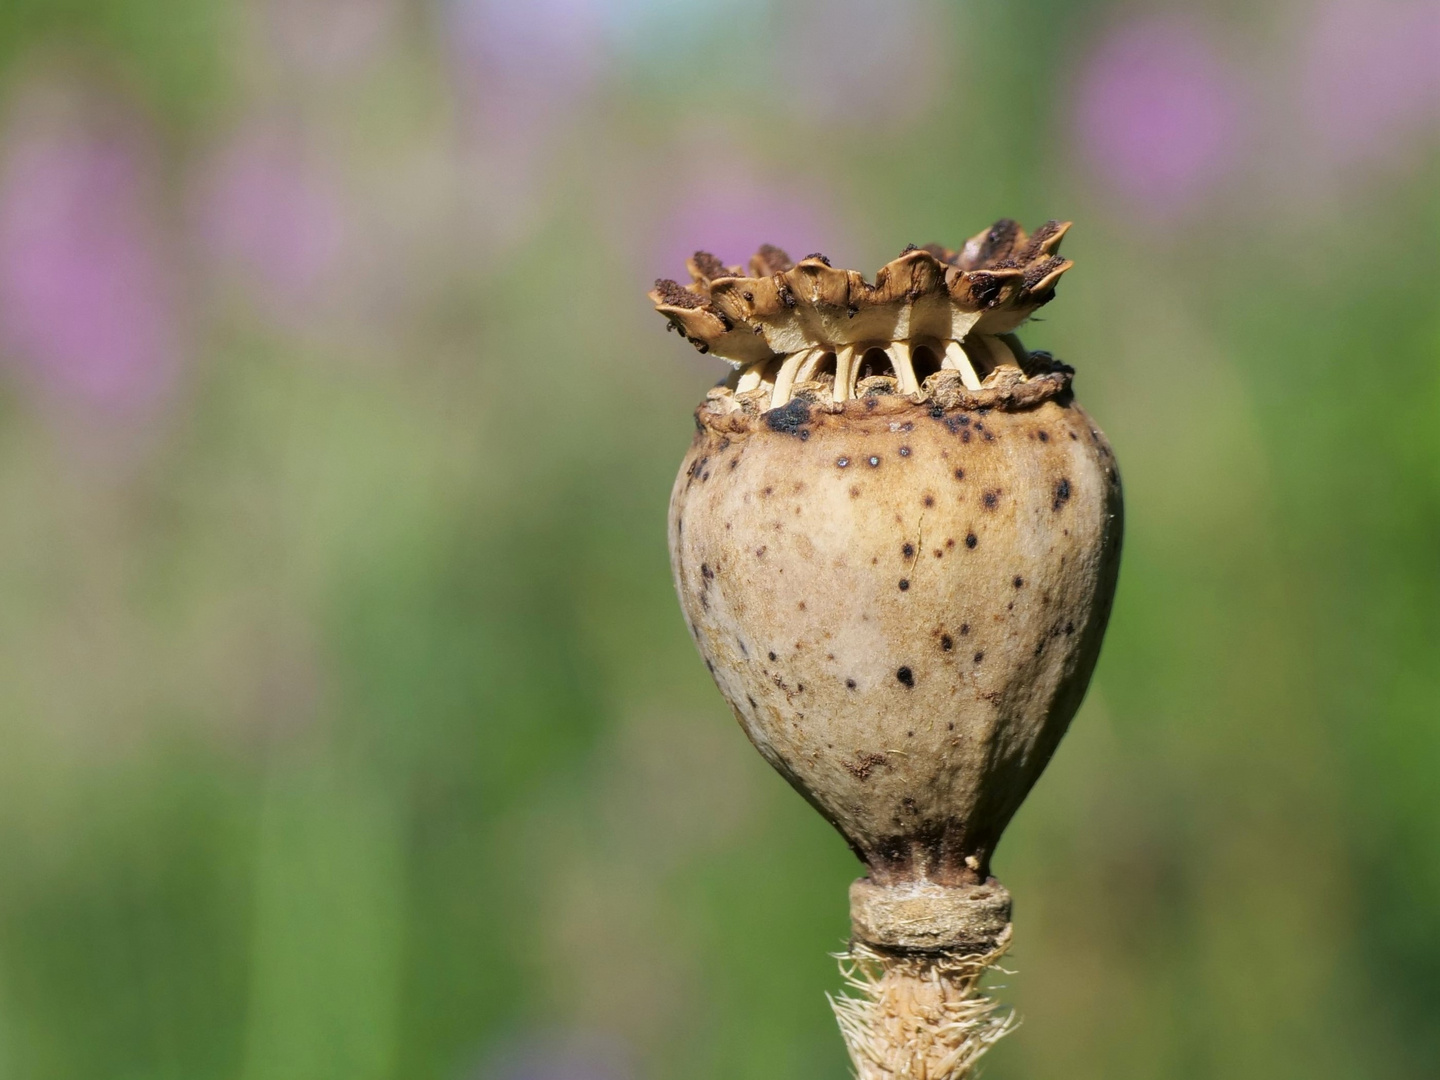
[829,939,1016,1080]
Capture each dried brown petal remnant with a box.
[655,219,1121,1080]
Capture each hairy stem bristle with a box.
[829,939,1016,1080]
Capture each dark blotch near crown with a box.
[764,398,811,436]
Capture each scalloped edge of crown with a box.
[650,219,1072,367]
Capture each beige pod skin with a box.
[653,221,1123,1078]
[669,382,1122,892]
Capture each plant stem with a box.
[831,936,1015,1080]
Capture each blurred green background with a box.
[0,1,1435,1077]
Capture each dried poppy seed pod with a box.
[654,220,1122,1079]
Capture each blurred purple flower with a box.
[1300,0,1440,163]
[776,0,942,126]
[0,122,179,412]
[649,167,842,281]
[475,1030,633,1080]
[1074,18,1242,216]
[196,126,346,320]
[443,0,608,139]
[441,0,613,254]
[443,0,754,260]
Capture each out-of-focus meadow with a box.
[0,1,1436,1077]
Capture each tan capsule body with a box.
[669,390,1122,885]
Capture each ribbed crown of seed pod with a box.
[650,218,1071,369]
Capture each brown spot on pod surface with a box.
[1053,477,1072,511]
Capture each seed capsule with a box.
[653,220,1122,1078]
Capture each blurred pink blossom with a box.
[441,0,757,262]
[1074,18,1243,216]
[775,0,943,126]
[442,0,613,257]
[0,121,179,412]
[1299,0,1440,164]
[648,167,843,282]
[444,0,608,139]
[196,126,346,321]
